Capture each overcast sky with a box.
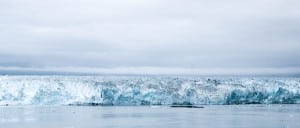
[0,0,300,74]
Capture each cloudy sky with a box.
[0,0,300,75]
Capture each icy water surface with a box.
[1,105,300,128]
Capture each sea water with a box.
[1,105,300,128]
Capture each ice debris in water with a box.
[0,76,300,106]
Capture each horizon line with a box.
[0,66,300,76]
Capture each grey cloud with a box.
[0,0,300,74]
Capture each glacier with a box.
[0,75,300,106]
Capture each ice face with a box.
[0,76,300,106]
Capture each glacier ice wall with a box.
[0,76,300,106]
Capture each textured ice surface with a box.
[0,76,300,105]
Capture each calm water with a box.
[1,105,300,128]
